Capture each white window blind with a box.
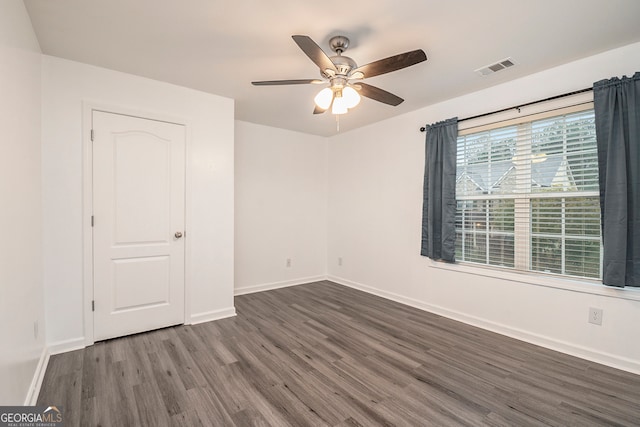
[455,104,601,279]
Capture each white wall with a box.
[41,56,235,348]
[235,121,327,294]
[327,41,640,373]
[0,1,45,404]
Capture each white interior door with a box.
[92,110,185,341]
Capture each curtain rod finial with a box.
[420,126,426,132]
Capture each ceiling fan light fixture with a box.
[314,87,334,110]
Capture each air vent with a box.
[475,57,515,76]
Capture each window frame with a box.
[455,102,601,279]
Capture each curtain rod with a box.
[419,87,593,132]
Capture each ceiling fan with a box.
[252,35,427,115]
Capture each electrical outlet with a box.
[286,258,291,268]
[588,307,603,325]
[338,257,343,266]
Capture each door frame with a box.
[82,102,192,346]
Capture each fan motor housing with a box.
[328,55,357,76]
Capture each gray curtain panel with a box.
[594,72,640,287]
[421,117,458,261]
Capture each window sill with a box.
[428,259,640,302]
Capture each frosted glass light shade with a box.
[342,86,361,108]
[314,87,333,110]
[331,96,348,114]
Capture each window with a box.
[455,105,601,280]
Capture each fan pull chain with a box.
[336,114,340,132]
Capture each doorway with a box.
[91,110,186,341]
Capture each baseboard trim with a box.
[48,337,86,356]
[328,275,640,375]
[24,347,50,406]
[189,307,237,325]
[234,275,328,296]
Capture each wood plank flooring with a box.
[37,281,640,426]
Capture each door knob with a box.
[174,231,183,239]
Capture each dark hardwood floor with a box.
[38,281,640,426]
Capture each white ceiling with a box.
[24,0,640,137]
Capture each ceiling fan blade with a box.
[252,79,324,86]
[355,83,404,106]
[352,49,427,79]
[292,35,337,75]
[313,105,327,114]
